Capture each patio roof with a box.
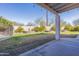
[38,3,79,40]
[39,3,79,13]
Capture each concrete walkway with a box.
[19,38,79,56]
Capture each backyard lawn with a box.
[0,31,79,56]
[61,31,79,34]
[13,32,53,37]
[0,32,54,56]
[50,31,79,34]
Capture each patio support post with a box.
[38,3,60,40]
[55,14,60,40]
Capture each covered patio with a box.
[19,3,79,56]
[39,3,79,40]
[20,39,79,56]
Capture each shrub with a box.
[64,25,74,31]
[50,25,56,31]
[74,26,79,31]
[32,26,46,32]
[15,26,25,33]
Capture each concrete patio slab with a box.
[19,39,79,56]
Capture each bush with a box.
[50,25,56,31]
[15,26,25,33]
[32,26,46,32]
[74,26,79,31]
[64,25,74,31]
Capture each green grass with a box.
[13,31,79,37]
[42,31,79,35]
[0,32,54,55]
[13,32,53,37]
[60,31,79,34]
[1,31,79,55]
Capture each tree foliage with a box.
[74,25,79,31]
[35,17,46,26]
[0,16,12,26]
[32,26,46,32]
[15,26,25,33]
[0,16,13,31]
[51,25,56,31]
[64,24,74,31]
[73,19,79,26]
[27,22,35,26]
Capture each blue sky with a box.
[60,8,79,24]
[0,3,79,25]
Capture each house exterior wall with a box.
[13,25,35,32]
[13,25,53,32]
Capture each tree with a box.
[12,21,24,26]
[27,22,34,26]
[50,24,56,31]
[73,19,79,26]
[0,16,12,26]
[60,20,67,31]
[48,17,55,26]
[46,10,48,26]
[74,25,79,31]
[32,26,46,32]
[64,24,74,31]
[27,22,35,31]
[35,17,46,26]
[0,16,13,31]
[15,26,25,33]
[60,20,67,27]
[50,20,67,31]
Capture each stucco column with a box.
[55,14,60,40]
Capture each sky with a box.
[0,3,79,25]
[60,8,79,25]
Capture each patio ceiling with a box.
[39,3,79,13]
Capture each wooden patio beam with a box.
[57,3,79,13]
[38,3,58,15]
